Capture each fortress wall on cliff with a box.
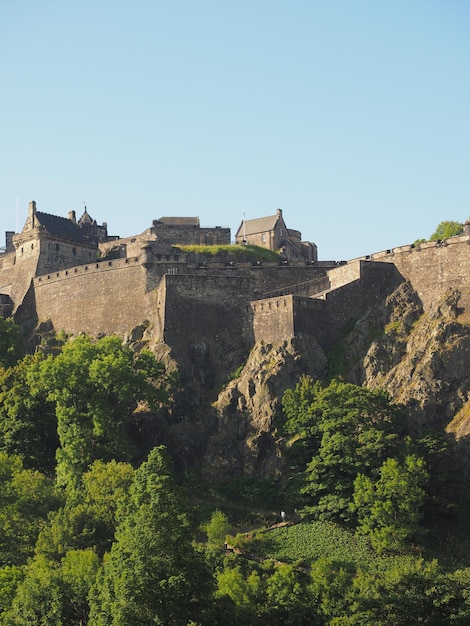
[182,262,330,297]
[349,235,470,315]
[32,257,151,336]
[252,261,404,351]
[159,273,257,388]
[252,296,295,344]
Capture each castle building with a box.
[235,208,317,262]
[150,216,230,247]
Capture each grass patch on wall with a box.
[176,244,281,263]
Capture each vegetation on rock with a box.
[0,315,470,623]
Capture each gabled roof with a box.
[78,209,94,225]
[236,214,278,237]
[35,211,90,244]
[157,217,200,227]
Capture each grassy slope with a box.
[176,243,281,263]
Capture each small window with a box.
[55,244,59,251]
[72,247,76,256]
[261,234,266,243]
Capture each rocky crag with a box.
[184,281,470,480]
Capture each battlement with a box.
[34,256,143,286]
[342,232,470,264]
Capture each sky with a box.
[1,0,469,261]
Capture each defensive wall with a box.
[5,227,470,376]
[347,234,470,317]
[30,256,151,337]
[10,245,336,342]
[182,260,331,296]
[252,261,404,351]
[158,273,257,392]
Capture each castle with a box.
[2,201,470,390]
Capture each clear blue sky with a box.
[1,0,469,261]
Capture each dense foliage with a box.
[0,322,469,624]
[430,220,463,241]
[281,376,459,551]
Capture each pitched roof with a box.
[157,217,200,227]
[78,209,94,225]
[35,211,90,244]
[236,214,278,237]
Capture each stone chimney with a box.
[68,210,77,223]
[28,200,37,228]
[276,208,283,217]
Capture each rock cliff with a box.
[192,282,470,479]
[202,336,328,479]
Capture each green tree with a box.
[348,558,470,625]
[414,432,460,521]
[264,563,315,625]
[34,335,173,491]
[0,317,23,369]
[88,446,213,625]
[281,376,324,494]
[0,565,24,617]
[36,460,134,561]
[3,550,99,626]
[352,455,428,552]
[215,565,262,616]
[0,353,58,474]
[287,379,405,521]
[215,560,316,625]
[430,220,463,241]
[0,453,59,567]
[203,509,231,549]
[309,557,354,622]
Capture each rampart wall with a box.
[32,257,152,336]
[182,262,330,297]
[349,235,470,317]
[6,227,470,372]
[252,296,295,343]
[252,261,404,351]
[159,273,256,391]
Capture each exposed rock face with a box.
[342,285,470,434]
[203,336,328,479]
[199,282,470,480]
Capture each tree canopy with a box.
[430,220,463,241]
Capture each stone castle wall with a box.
[32,257,151,336]
[373,237,470,316]
[5,221,470,372]
[154,224,231,246]
[252,261,403,351]
[159,273,256,391]
[252,296,295,344]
